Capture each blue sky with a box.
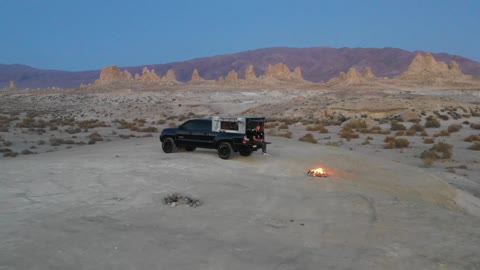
[1,0,479,71]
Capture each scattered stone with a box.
[164,193,201,208]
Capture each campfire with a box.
[307,167,327,177]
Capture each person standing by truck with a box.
[251,124,268,155]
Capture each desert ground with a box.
[1,85,480,269]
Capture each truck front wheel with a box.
[162,138,177,153]
[218,142,233,159]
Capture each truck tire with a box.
[218,142,233,159]
[239,145,252,156]
[162,137,177,153]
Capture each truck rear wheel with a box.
[218,142,233,159]
[162,138,176,153]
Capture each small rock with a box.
[170,202,176,207]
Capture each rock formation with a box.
[9,80,16,90]
[191,68,204,82]
[217,76,225,83]
[399,53,464,80]
[345,67,364,83]
[135,67,162,83]
[293,67,303,80]
[259,63,305,81]
[363,67,376,79]
[244,65,257,80]
[95,65,133,84]
[225,70,238,82]
[162,69,178,83]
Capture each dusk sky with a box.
[1,0,479,71]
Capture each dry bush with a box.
[306,124,328,133]
[405,129,416,136]
[464,135,480,142]
[3,151,18,158]
[470,123,480,130]
[384,137,410,149]
[278,124,289,129]
[264,122,280,129]
[49,137,65,146]
[299,133,318,144]
[395,130,405,136]
[423,138,435,144]
[88,132,103,142]
[343,119,368,130]
[447,124,462,133]
[425,117,441,128]
[168,122,177,127]
[339,127,359,141]
[325,140,343,147]
[423,157,435,167]
[138,126,158,133]
[409,123,425,132]
[421,142,453,159]
[65,127,81,134]
[420,131,429,137]
[468,142,480,151]
[275,131,292,139]
[390,121,406,131]
[0,126,8,132]
[434,130,450,137]
[76,119,108,129]
[156,119,166,125]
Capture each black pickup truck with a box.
[159,116,266,159]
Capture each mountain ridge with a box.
[2,47,480,88]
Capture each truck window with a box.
[182,120,211,131]
[220,121,239,131]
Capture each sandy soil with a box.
[1,86,480,269]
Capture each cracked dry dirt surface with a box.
[1,137,480,270]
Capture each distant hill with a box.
[2,47,480,89]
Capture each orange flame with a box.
[308,167,327,177]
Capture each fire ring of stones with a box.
[164,193,201,208]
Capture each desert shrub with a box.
[298,133,317,144]
[76,119,109,129]
[37,140,45,145]
[420,131,429,137]
[89,132,103,142]
[156,119,166,125]
[119,134,135,139]
[168,122,177,127]
[384,136,395,143]
[3,152,18,158]
[421,142,453,159]
[434,130,450,137]
[138,126,158,132]
[384,137,410,149]
[0,126,8,132]
[390,120,406,131]
[65,127,81,134]
[468,142,480,151]
[405,129,416,136]
[0,148,12,153]
[343,119,368,130]
[49,138,65,146]
[447,124,462,133]
[425,117,441,128]
[339,127,359,141]
[276,131,292,139]
[21,149,34,155]
[278,124,289,129]
[409,123,424,132]
[265,122,280,129]
[423,138,435,144]
[464,135,480,142]
[88,139,96,145]
[395,130,405,136]
[64,139,75,145]
[306,124,328,133]
[470,123,480,130]
[378,129,391,135]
